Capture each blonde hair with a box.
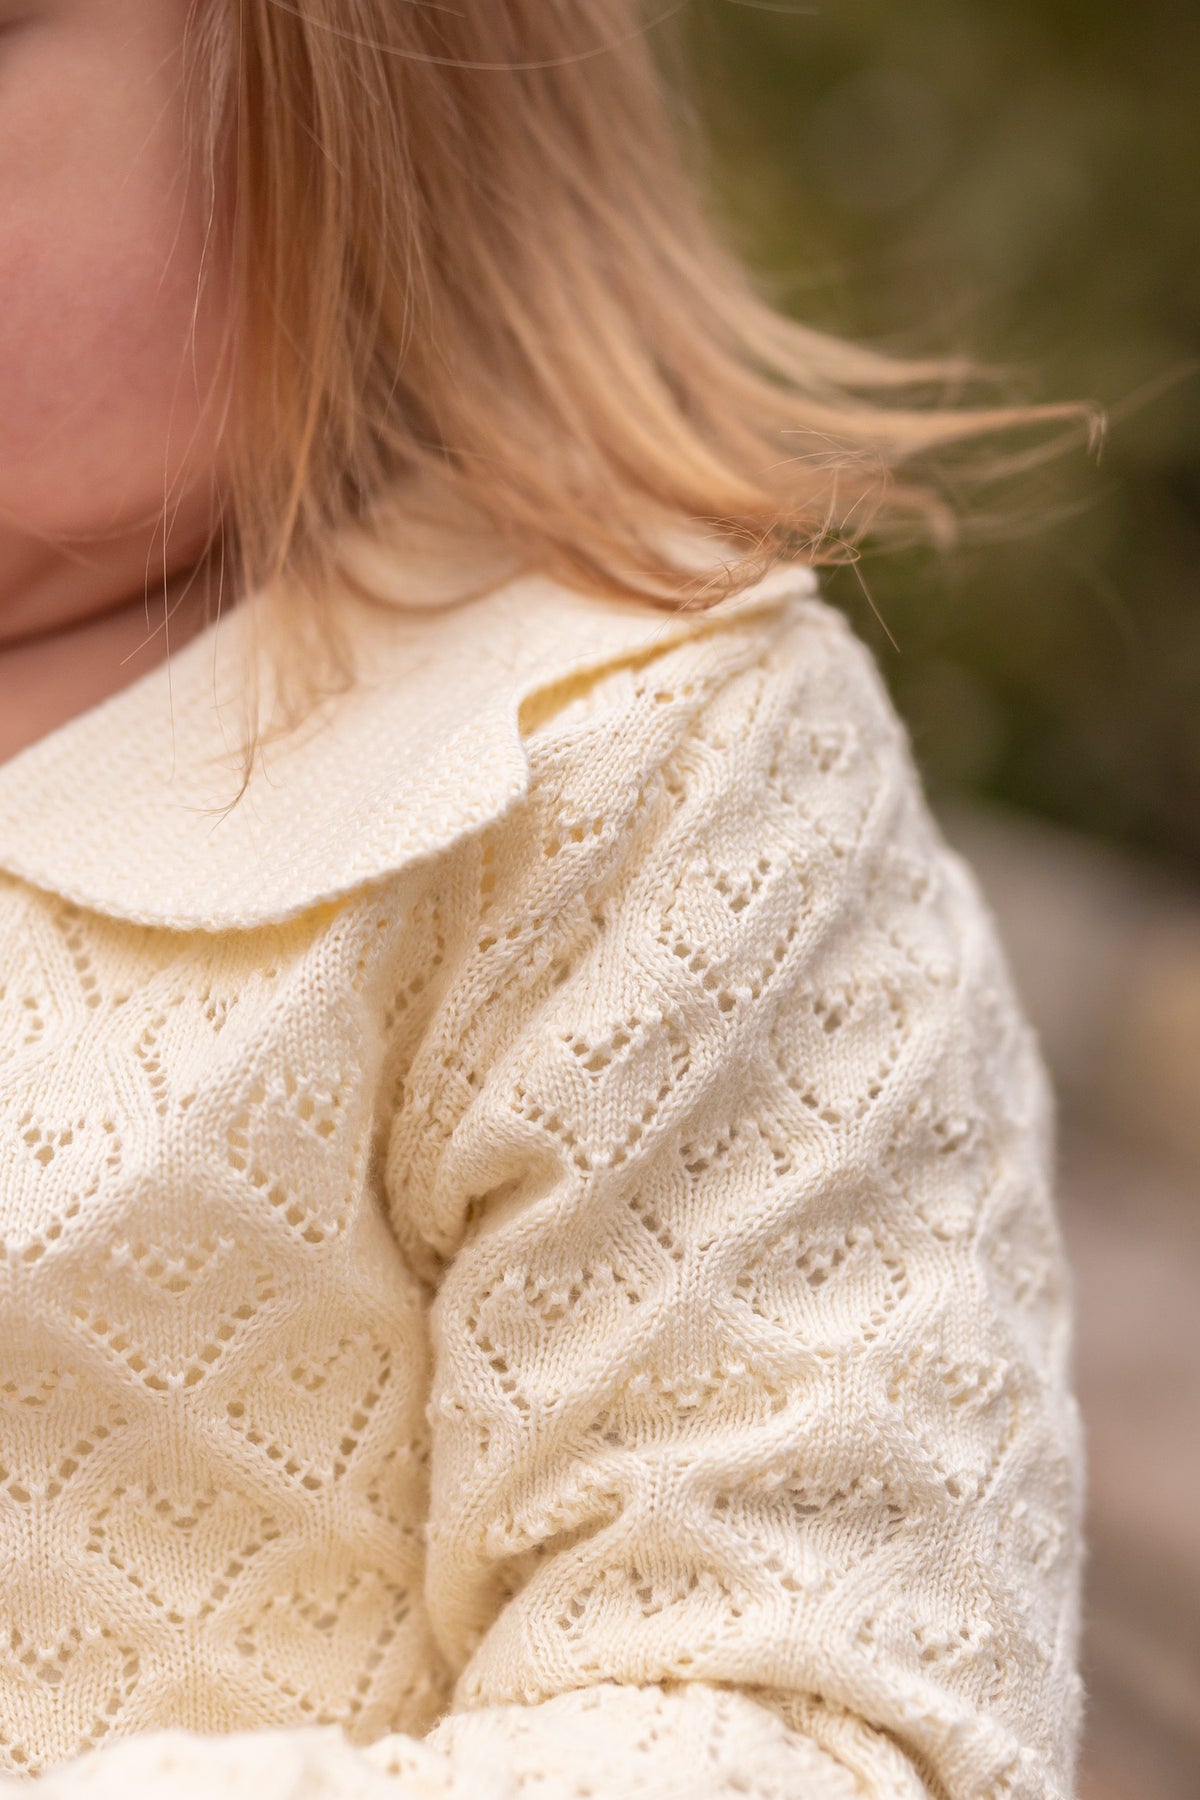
[185,1,1097,760]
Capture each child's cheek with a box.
[0,3,228,540]
[0,208,223,524]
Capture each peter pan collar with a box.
[0,560,817,932]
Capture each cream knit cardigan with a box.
[0,564,1085,1799]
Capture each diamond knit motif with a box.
[0,597,1084,1799]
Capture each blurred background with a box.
[683,2,1200,1794]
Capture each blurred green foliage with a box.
[682,0,1200,873]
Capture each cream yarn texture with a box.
[0,588,1085,1797]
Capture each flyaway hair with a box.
[182,0,1098,764]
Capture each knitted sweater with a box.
[0,563,1085,1799]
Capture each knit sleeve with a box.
[377,595,1088,1799]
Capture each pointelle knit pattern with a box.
[0,570,1085,1797]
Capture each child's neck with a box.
[0,566,221,768]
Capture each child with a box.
[0,4,1088,1797]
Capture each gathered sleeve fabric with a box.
[381,596,1087,1798]
[10,596,1085,1798]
